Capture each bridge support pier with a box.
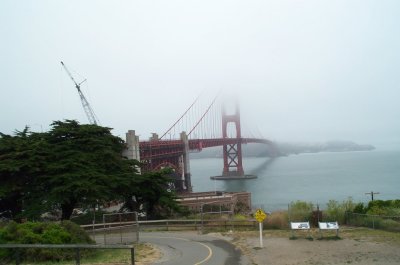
[123,130,141,173]
[181,131,192,192]
[222,103,244,177]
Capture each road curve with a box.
[140,231,249,265]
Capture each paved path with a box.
[140,231,249,265]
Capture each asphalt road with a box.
[140,231,249,265]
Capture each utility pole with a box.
[365,191,380,201]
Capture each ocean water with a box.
[190,149,400,211]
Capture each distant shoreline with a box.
[190,140,375,159]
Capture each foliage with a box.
[234,201,251,215]
[0,128,47,221]
[366,200,400,216]
[289,200,314,222]
[324,197,356,224]
[353,202,367,214]
[264,211,289,229]
[0,221,94,262]
[351,200,400,216]
[0,120,181,221]
[120,168,183,219]
[347,199,400,231]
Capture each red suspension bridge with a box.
[123,94,276,192]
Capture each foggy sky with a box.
[1,0,399,148]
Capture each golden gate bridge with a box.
[123,93,276,192]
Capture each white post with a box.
[259,222,263,248]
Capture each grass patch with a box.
[317,236,341,241]
[10,243,157,265]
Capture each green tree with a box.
[0,128,47,220]
[1,120,182,221]
[0,120,137,220]
[31,120,139,220]
[121,168,182,219]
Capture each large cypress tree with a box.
[0,120,138,220]
[0,120,181,221]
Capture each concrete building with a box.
[176,191,251,213]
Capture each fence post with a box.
[135,212,139,243]
[103,215,106,245]
[372,216,375,229]
[75,248,81,265]
[119,213,123,244]
[166,220,169,231]
[15,249,20,265]
[131,247,135,265]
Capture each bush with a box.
[264,211,288,229]
[353,202,367,214]
[365,200,400,216]
[0,221,94,262]
[324,198,356,224]
[289,201,313,222]
[380,219,400,232]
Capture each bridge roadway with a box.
[139,137,273,160]
[140,231,249,265]
[93,230,249,264]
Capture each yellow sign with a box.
[255,209,267,223]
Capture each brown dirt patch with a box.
[227,227,400,265]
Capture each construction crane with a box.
[60,61,99,125]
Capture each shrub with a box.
[365,199,400,217]
[380,219,400,232]
[289,201,313,222]
[264,211,288,229]
[324,198,356,224]
[353,202,367,214]
[0,221,94,262]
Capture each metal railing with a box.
[81,219,260,235]
[0,244,135,265]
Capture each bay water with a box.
[190,149,400,211]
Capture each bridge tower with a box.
[222,103,244,176]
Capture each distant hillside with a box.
[189,140,375,159]
[277,140,375,155]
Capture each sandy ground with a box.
[225,227,400,265]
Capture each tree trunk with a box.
[61,201,76,220]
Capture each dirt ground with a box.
[225,227,400,265]
[135,243,161,265]
[138,227,400,265]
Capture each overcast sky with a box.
[1,0,399,148]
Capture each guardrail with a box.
[0,244,135,265]
[81,219,260,233]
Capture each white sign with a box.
[319,222,339,230]
[290,222,310,230]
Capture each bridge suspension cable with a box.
[160,90,223,140]
[187,94,219,137]
[160,94,202,140]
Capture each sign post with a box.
[254,209,267,248]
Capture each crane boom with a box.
[60,61,99,125]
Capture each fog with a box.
[1,1,399,148]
